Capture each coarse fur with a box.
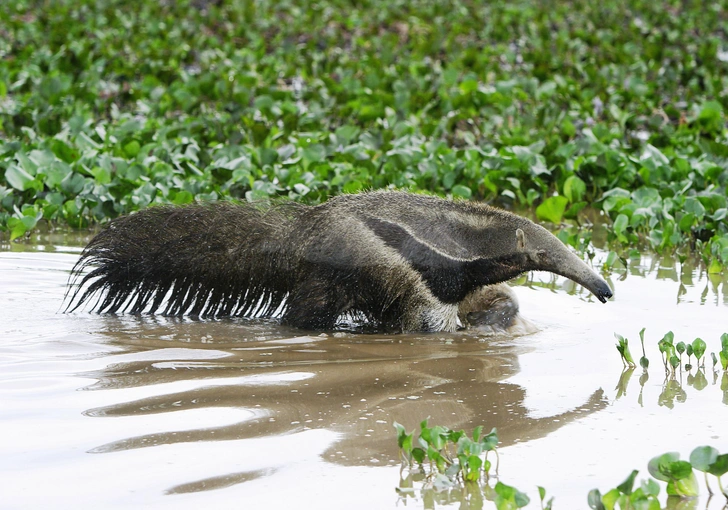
[66,191,612,332]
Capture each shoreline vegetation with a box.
[1,0,727,271]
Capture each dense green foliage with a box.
[1,0,728,267]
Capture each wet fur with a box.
[66,191,596,332]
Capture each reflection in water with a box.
[614,366,728,408]
[166,468,278,495]
[78,317,606,493]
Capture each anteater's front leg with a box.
[281,274,351,330]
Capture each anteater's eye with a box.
[536,249,547,258]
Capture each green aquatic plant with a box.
[689,446,728,498]
[492,482,530,509]
[720,333,728,371]
[658,331,677,374]
[396,421,728,507]
[394,419,498,482]
[588,470,661,510]
[691,338,707,369]
[394,421,540,509]
[537,486,553,510]
[589,448,728,509]
[675,341,686,368]
[647,452,699,498]
[615,333,636,368]
[2,0,728,274]
[639,328,649,370]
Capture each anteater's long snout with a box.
[555,253,613,303]
[590,277,613,303]
[549,247,613,304]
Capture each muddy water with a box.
[1,233,728,509]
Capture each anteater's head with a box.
[512,221,612,303]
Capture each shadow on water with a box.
[75,317,606,493]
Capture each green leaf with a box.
[563,175,586,202]
[697,100,723,131]
[617,470,638,495]
[123,140,141,158]
[684,197,706,220]
[601,488,620,510]
[411,447,425,465]
[691,338,706,361]
[5,165,36,191]
[587,489,605,510]
[648,452,680,482]
[7,215,39,241]
[671,472,699,497]
[689,446,719,472]
[536,196,569,224]
[706,453,728,476]
[613,214,629,236]
[451,184,472,199]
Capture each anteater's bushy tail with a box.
[65,202,304,318]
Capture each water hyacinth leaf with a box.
[689,446,719,472]
[447,430,464,444]
[495,481,516,499]
[641,478,660,497]
[601,488,620,510]
[683,197,706,220]
[615,334,635,366]
[697,100,724,132]
[663,460,695,481]
[451,184,472,199]
[8,215,39,241]
[466,455,482,478]
[676,342,685,355]
[480,427,499,451]
[712,352,718,368]
[669,356,679,369]
[587,489,605,510]
[669,472,699,497]
[613,214,629,239]
[494,482,530,509]
[394,422,411,450]
[5,165,36,191]
[691,338,706,361]
[648,452,680,482]
[616,470,639,495]
[563,175,586,203]
[536,196,569,224]
[411,447,425,465]
[706,453,728,476]
[472,425,483,442]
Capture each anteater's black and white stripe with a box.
[65,191,612,332]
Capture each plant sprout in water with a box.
[639,327,649,370]
[615,333,636,368]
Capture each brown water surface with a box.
[1,233,727,509]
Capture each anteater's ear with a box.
[516,228,526,251]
